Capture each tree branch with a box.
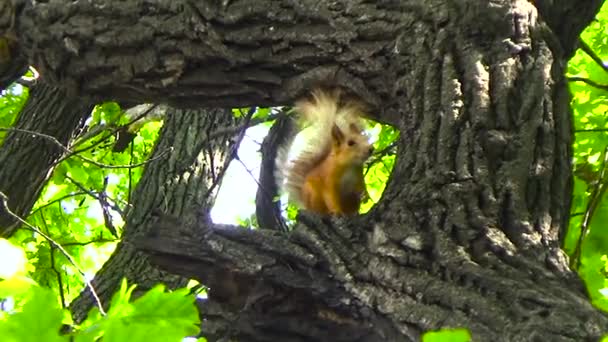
[139,212,403,342]
[579,39,608,74]
[535,0,606,56]
[12,0,400,115]
[567,76,608,91]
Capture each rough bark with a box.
[0,0,604,340]
[10,0,404,111]
[139,1,608,341]
[0,0,28,90]
[7,0,602,108]
[69,106,239,322]
[0,82,92,237]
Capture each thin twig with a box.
[0,127,172,169]
[579,39,608,74]
[234,154,289,232]
[70,104,159,150]
[62,238,118,247]
[207,111,281,142]
[40,211,67,309]
[0,191,106,316]
[567,77,608,91]
[364,141,397,177]
[64,175,129,221]
[572,145,608,268]
[575,128,608,133]
[128,141,134,205]
[29,191,88,217]
[205,107,257,200]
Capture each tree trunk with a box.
[0,82,92,237]
[2,0,606,340]
[70,106,239,322]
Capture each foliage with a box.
[422,328,471,342]
[6,101,162,306]
[0,3,607,341]
[0,83,28,142]
[361,121,399,213]
[565,0,608,312]
[0,239,201,342]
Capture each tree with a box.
[0,82,93,236]
[1,0,608,341]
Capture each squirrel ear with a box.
[349,123,361,134]
[331,124,345,144]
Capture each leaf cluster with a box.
[565,1,608,312]
[0,239,202,342]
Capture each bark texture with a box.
[70,106,239,322]
[1,0,605,340]
[12,0,403,110]
[139,1,608,341]
[0,0,28,90]
[0,82,92,237]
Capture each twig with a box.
[64,175,127,220]
[205,107,257,200]
[567,77,608,91]
[15,78,36,88]
[234,154,289,231]
[572,145,608,268]
[62,238,118,247]
[70,104,159,150]
[49,246,67,309]
[0,191,106,316]
[575,128,608,133]
[0,127,172,169]
[29,191,88,217]
[579,39,608,74]
[40,211,67,309]
[364,141,397,177]
[128,141,134,204]
[207,111,281,142]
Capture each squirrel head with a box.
[330,122,374,167]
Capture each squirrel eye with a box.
[347,140,356,146]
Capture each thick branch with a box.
[535,0,605,56]
[140,212,608,341]
[140,213,404,342]
[13,0,407,113]
[5,0,606,339]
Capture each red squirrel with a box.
[277,88,374,215]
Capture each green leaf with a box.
[0,285,68,342]
[76,280,199,342]
[422,328,471,342]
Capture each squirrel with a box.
[277,88,374,215]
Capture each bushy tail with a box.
[274,129,296,202]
